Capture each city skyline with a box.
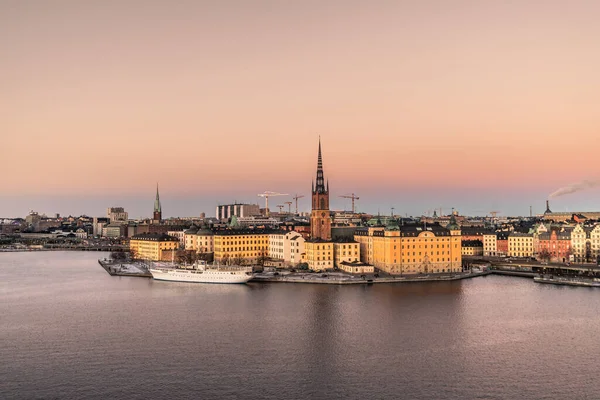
[3,1,600,217]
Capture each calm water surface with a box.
[1,252,599,399]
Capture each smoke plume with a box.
[549,179,600,198]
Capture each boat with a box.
[149,260,254,284]
[533,274,600,288]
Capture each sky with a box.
[2,0,600,218]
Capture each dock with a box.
[98,259,152,278]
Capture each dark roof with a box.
[131,233,178,241]
[462,240,483,247]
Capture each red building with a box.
[496,232,509,256]
[537,230,571,262]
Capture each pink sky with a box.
[2,0,600,217]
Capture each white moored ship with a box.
[150,261,254,284]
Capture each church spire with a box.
[153,183,162,222]
[314,136,327,194]
[154,183,161,213]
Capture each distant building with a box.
[542,200,600,222]
[103,223,126,238]
[93,217,110,237]
[107,207,128,223]
[216,203,260,221]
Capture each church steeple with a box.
[153,184,162,222]
[310,137,331,240]
[314,136,327,195]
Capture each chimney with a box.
[545,200,552,214]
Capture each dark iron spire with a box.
[314,137,326,194]
[154,183,161,213]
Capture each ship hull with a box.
[149,269,253,284]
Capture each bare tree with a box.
[538,248,551,263]
[232,256,245,266]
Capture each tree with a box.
[538,248,551,263]
[257,254,268,267]
[232,256,245,266]
[110,251,126,260]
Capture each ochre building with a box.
[354,220,462,275]
[129,233,179,261]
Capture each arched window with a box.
[320,198,325,209]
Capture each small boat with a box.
[150,260,253,284]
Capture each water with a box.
[1,252,599,400]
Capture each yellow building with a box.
[129,233,179,261]
[338,261,374,274]
[461,240,484,256]
[184,225,214,254]
[304,240,334,271]
[333,241,360,267]
[213,230,270,264]
[354,220,462,275]
[508,232,534,257]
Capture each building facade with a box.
[537,229,571,263]
[483,233,497,256]
[213,231,270,264]
[508,232,534,257]
[461,240,483,256]
[354,222,462,275]
[129,233,179,261]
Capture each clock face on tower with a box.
[321,212,326,217]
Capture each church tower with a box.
[153,184,162,222]
[310,138,332,241]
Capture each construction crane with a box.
[489,211,500,218]
[276,205,284,214]
[284,201,293,214]
[258,191,288,217]
[339,193,360,213]
[292,194,305,214]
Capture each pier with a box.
[98,259,152,278]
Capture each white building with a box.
[216,203,260,221]
[268,231,305,267]
[167,230,186,245]
[571,224,600,263]
[107,207,128,223]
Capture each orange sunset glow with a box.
[2,0,600,217]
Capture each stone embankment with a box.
[251,270,492,285]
